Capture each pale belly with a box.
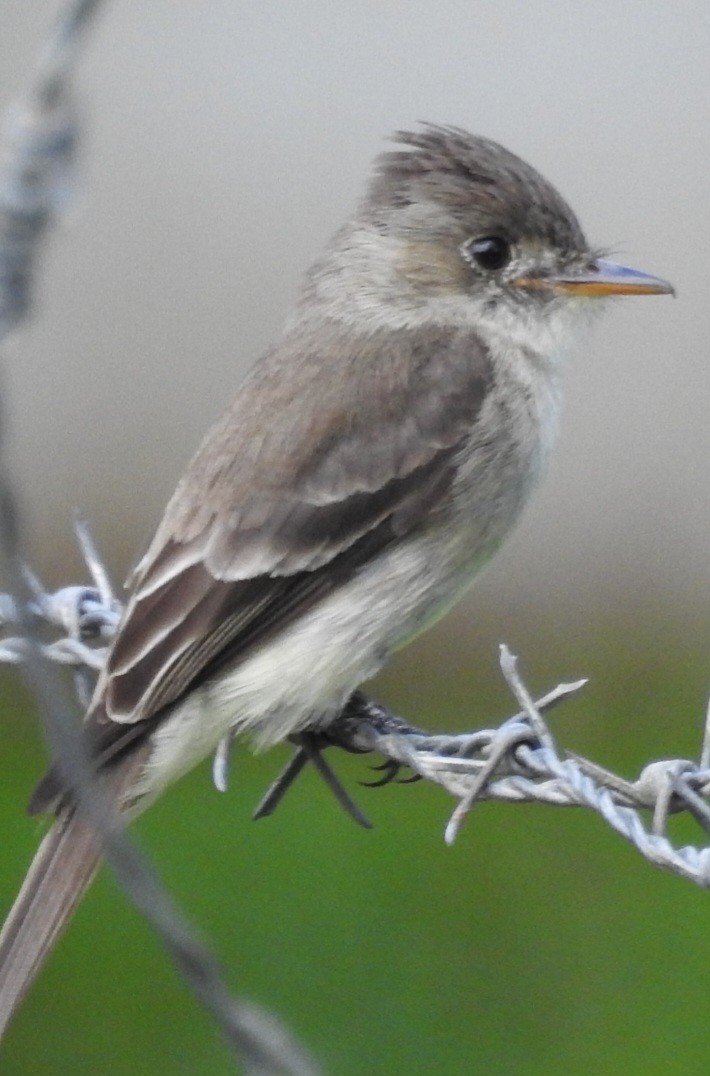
[129,484,530,808]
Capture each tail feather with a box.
[0,810,100,1038]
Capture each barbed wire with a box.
[7,517,710,892]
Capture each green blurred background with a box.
[2,2,710,1073]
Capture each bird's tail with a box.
[0,809,100,1038]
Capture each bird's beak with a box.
[514,258,675,298]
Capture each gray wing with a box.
[37,322,491,801]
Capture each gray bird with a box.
[0,124,672,1032]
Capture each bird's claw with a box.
[360,759,420,787]
[360,759,401,787]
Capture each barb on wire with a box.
[0,3,320,1072]
[7,526,710,892]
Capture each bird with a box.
[0,123,673,1033]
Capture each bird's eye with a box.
[465,235,511,272]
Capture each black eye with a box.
[466,235,511,272]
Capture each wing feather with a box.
[29,322,492,811]
[107,323,491,721]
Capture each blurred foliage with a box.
[0,610,709,1074]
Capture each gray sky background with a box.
[1,2,709,664]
